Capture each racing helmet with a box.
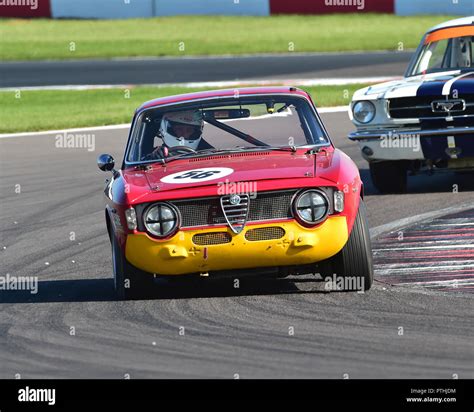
[159,110,204,150]
[452,36,472,68]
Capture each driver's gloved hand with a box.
[143,145,169,160]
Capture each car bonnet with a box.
[128,151,316,192]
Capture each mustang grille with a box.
[193,232,232,245]
[170,190,296,228]
[389,96,474,119]
[245,227,285,241]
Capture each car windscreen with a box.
[126,95,328,163]
[410,35,473,76]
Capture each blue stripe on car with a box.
[421,134,474,160]
[416,79,447,96]
[449,72,474,96]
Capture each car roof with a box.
[137,86,309,112]
[427,16,474,33]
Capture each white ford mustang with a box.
[349,16,474,193]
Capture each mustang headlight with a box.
[294,190,329,225]
[144,203,180,238]
[353,101,376,124]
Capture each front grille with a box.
[221,194,249,234]
[193,232,231,245]
[245,227,285,241]
[171,190,296,228]
[174,198,226,226]
[389,96,474,119]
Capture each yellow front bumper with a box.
[125,217,348,276]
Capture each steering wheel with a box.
[167,146,197,156]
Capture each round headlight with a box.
[353,101,376,124]
[294,190,329,225]
[144,203,179,238]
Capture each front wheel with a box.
[369,161,407,194]
[320,199,374,291]
[111,229,155,299]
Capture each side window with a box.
[127,114,165,161]
[429,39,449,70]
[127,120,144,162]
[470,36,474,66]
[457,36,473,67]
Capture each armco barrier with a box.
[395,0,474,16]
[1,0,472,19]
[0,0,51,17]
[40,0,269,19]
[50,0,154,19]
[154,0,270,16]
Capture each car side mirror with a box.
[97,154,115,172]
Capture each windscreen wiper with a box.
[162,145,303,165]
[162,148,252,164]
[239,146,298,153]
[144,146,300,166]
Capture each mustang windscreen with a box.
[126,96,329,163]
[411,35,473,76]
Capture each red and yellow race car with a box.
[98,87,373,298]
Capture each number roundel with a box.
[160,167,234,184]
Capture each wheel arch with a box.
[105,208,112,242]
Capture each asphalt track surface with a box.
[0,51,412,88]
[0,112,473,378]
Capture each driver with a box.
[149,110,212,158]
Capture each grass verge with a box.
[0,14,454,61]
[0,84,368,133]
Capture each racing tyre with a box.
[111,229,154,300]
[369,161,407,194]
[322,199,374,291]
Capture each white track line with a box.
[0,107,349,139]
[0,124,130,139]
[428,223,474,227]
[318,106,349,113]
[369,202,474,239]
[396,279,474,287]
[376,263,474,273]
[0,77,399,92]
[373,244,474,251]
[381,280,474,287]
